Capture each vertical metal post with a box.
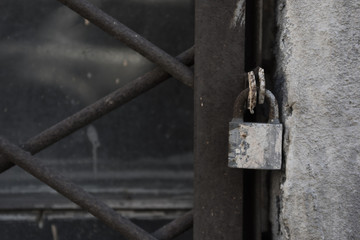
[243,1,276,239]
[245,0,263,71]
[194,0,246,239]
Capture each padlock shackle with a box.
[233,88,280,123]
[233,88,249,120]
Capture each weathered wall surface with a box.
[273,0,360,239]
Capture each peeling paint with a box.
[228,122,282,169]
[230,0,246,29]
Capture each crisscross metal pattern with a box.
[0,0,194,239]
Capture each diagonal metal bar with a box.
[0,137,157,240]
[57,0,193,87]
[0,47,194,174]
[152,210,193,240]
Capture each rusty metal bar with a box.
[0,47,194,174]
[57,0,193,87]
[152,210,193,240]
[233,88,249,119]
[233,88,279,122]
[0,137,157,240]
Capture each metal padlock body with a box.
[228,88,282,170]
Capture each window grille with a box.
[0,0,194,239]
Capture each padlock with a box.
[228,88,282,169]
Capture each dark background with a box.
[0,0,194,239]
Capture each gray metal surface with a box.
[228,121,282,169]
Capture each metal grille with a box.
[0,0,194,239]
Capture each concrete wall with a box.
[272,0,360,239]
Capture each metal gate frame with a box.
[194,0,246,238]
[0,0,250,239]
